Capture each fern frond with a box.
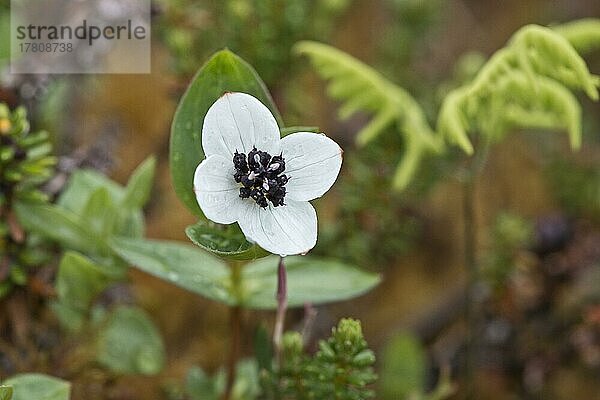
[440,22,596,154]
[553,18,600,55]
[295,41,441,190]
[437,87,473,154]
[512,25,598,99]
[483,72,582,148]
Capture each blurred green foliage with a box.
[380,333,426,399]
[2,374,70,400]
[185,360,261,400]
[94,306,166,376]
[380,332,454,400]
[0,104,55,297]
[482,213,533,289]
[156,0,352,85]
[10,155,166,377]
[549,159,600,221]
[16,157,156,331]
[317,132,437,269]
[378,0,444,89]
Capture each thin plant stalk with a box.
[223,263,243,400]
[273,256,287,365]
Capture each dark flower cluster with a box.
[233,147,288,208]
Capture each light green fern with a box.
[294,41,441,191]
[439,23,599,155]
[553,18,600,55]
[296,21,599,190]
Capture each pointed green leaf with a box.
[96,306,165,375]
[81,188,114,238]
[170,49,282,216]
[110,237,234,304]
[53,168,145,241]
[53,251,123,331]
[122,156,156,209]
[57,170,124,215]
[185,221,268,261]
[14,202,100,255]
[3,374,70,400]
[241,256,380,309]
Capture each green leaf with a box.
[0,386,12,400]
[95,306,165,375]
[185,221,268,261]
[186,367,218,400]
[53,169,145,241]
[122,156,156,209]
[57,170,124,215]
[51,302,87,333]
[81,188,115,238]
[112,209,145,239]
[280,126,319,136]
[53,252,122,331]
[14,202,100,255]
[110,237,234,304]
[380,333,426,400]
[3,374,70,400]
[253,325,273,373]
[241,256,380,309]
[170,49,282,216]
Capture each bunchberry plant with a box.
[193,92,342,256]
[110,49,380,400]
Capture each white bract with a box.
[193,92,342,256]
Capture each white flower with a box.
[193,92,342,256]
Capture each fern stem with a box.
[273,257,288,366]
[462,170,477,400]
[462,137,489,400]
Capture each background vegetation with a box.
[1,0,600,399]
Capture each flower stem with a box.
[273,256,287,365]
[223,263,243,400]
